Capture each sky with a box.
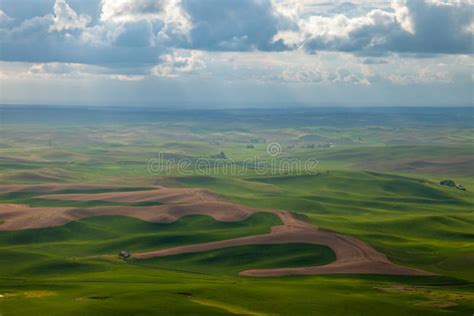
[0,0,472,107]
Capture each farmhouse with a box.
[118,251,130,259]
[440,179,467,191]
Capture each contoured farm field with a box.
[0,107,473,315]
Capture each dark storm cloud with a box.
[182,0,288,51]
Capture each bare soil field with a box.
[37,188,221,204]
[0,202,255,231]
[0,184,156,194]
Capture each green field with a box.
[0,107,473,315]
[138,244,337,274]
[168,172,474,280]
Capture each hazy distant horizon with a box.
[1,103,474,110]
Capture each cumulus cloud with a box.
[393,0,473,54]
[387,70,451,85]
[0,0,472,85]
[278,0,473,55]
[182,0,288,51]
[100,0,167,22]
[151,50,204,77]
[0,0,167,65]
[278,69,324,83]
[27,62,91,75]
[100,0,190,39]
[49,0,90,31]
[277,66,370,85]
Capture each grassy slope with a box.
[137,244,336,275]
[167,172,474,281]
[0,213,281,276]
[1,114,473,315]
[2,143,473,181]
[1,267,473,316]
[1,172,472,314]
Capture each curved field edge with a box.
[0,213,281,277]
[134,244,336,275]
[133,210,432,277]
[141,172,474,280]
[0,179,438,277]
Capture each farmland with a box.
[0,106,473,315]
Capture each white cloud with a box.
[392,0,414,34]
[109,74,145,81]
[0,0,472,92]
[276,0,474,54]
[0,10,14,26]
[100,0,190,36]
[275,67,370,85]
[196,50,471,86]
[278,69,324,83]
[1,0,472,69]
[2,62,146,81]
[49,0,91,32]
[100,0,167,22]
[388,71,451,85]
[162,0,191,35]
[151,50,205,77]
[28,62,91,75]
